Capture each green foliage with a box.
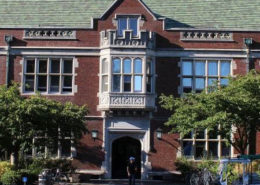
[160,70,260,154]
[196,159,219,174]
[175,157,195,175]
[0,169,20,185]
[0,161,12,179]
[0,83,88,166]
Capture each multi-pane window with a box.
[23,58,74,94]
[182,130,230,160]
[117,16,138,37]
[181,59,232,159]
[112,58,143,93]
[181,59,231,93]
[33,131,73,158]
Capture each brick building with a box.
[0,0,260,180]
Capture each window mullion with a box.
[60,58,63,94]
[120,58,123,93]
[131,58,134,93]
[34,58,38,93]
[47,58,50,94]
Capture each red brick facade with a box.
[0,0,260,179]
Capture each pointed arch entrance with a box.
[112,136,141,179]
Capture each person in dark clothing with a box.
[127,157,137,185]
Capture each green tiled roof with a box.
[0,0,260,30]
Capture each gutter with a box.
[4,35,13,87]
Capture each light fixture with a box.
[91,130,98,140]
[156,128,162,139]
[244,38,253,47]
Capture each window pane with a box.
[208,61,218,76]
[146,76,152,93]
[118,18,127,36]
[47,139,58,157]
[195,78,205,90]
[208,142,218,159]
[183,78,192,87]
[134,58,142,73]
[221,142,230,157]
[195,142,205,159]
[51,59,60,73]
[221,61,230,76]
[26,60,35,73]
[38,59,47,73]
[123,58,131,73]
[195,61,205,76]
[183,78,192,93]
[113,58,121,73]
[129,18,138,36]
[208,128,218,139]
[196,130,205,139]
[113,75,121,92]
[182,61,192,75]
[183,132,193,139]
[63,59,73,73]
[102,59,108,74]
[208,78,218,86]
[183,141,193,157]
[50,76,60,92]
[220,78,229,86]
[37,75,47,92]
[134,76,142,92]
[61,139,71,157]
[124,75,131,92]
[25,75,35,92]
[63,76,72,92]
[102,75,108,92]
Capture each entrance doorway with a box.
[112,137,141,179]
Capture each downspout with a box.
[4,35,13,87]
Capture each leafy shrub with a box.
[0,161,12,179]
[0,169,21,185]
[197,159,219,174]
[175,157,195,176]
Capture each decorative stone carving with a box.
[100,30,155,49]
[181,31,233,41]
[24,29,76,40]
[98,93,155,110]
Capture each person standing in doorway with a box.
[127,157,137,185]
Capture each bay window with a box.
[23,58,74,94]
[112,57,144,93]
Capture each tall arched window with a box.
[101,58,108,92]
[112,58,121,92]
[134,58,142,92]
[123,58,132,92]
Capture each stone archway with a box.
[112,136,141,179]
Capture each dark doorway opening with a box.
[112,136,141,179]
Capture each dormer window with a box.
[117,16,139,37]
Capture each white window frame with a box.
[180,58,233,160]
[22,57,75,95]
[32,132,75,159]
[181,129,231,160]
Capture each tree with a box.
[160,70,260,155]
[0,84,87,166]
